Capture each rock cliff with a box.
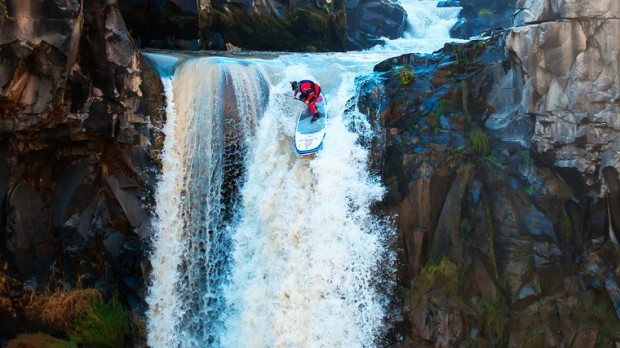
[0,0,163,340]
[118,0,406,51]
[370,0,620,346]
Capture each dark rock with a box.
[6,181,54,284]
[0,1,164,343]
[118,0,408,51]
[51,158,90,228]
[117,0,200,50]
[0,308,64,338]
[0,143,9,252]
[104,231,125,258]
[105,175,146,228]
[602,166,620,244]
[346,0,407,50]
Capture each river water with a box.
[144,1,462,347]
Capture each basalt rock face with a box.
[505,1,620,187]
[369,0,620,344]
[207,0,347,51]
[118,0,405,51]
[0,0,164,338]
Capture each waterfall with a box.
[145,1,463,347]
[219,68,393,347]
[145,57,269,346]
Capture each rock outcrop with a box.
[369,0,620,345]
[0,0,164,339]
[503,1,620,187]
[346,0,407,50]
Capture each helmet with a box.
[290,81,298,90]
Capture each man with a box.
[291,80,322,122]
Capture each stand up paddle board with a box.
[294,95,327,155]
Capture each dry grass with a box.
[24,289,102,330]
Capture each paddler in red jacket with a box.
[291,80,322,122]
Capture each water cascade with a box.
[145,1,463,346]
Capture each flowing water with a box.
[145,1,462,347]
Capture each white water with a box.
[146,1,462,347]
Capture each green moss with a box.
[469,129,490,156]
[483,155,505,169]
[427,98,447,132]
[525,185,535,197]
[462,82,470,119]
[478,8,493,17]
[70,297,129,348]
[397,66,415,85]
[414,256,460,295]
[539,168,573,200]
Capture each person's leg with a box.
[309,102,318,115]
[309,101,320,122]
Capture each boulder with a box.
[346,0,407,50]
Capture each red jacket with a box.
[294,80,321,104]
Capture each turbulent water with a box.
[145,1,462,347]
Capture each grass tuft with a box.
[414,256,460,295]
[25,289,102,330]
[469,129,490,156]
